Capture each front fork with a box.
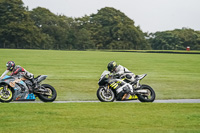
[3,85,8,91]
[0,85,11,98]
[102,84,113,95]
[105,85,110,93]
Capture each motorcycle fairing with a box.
[109,79,125,89]
[109,78,138,100]
[15,93,35,101]
[1,75,35,101]
[127,94,138,100]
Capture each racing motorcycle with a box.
[0,74,57,103]
[97,70,156,102]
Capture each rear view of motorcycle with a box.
[0,74,57,103]
[97,70,156,102]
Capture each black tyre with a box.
[137,84,156,102]
[0,85,13,103]
[97,87,115,102]
[37,84,57,102]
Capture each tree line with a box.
[0,0,200,50]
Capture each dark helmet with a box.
[107,61,118,72]
[6,61,15,71]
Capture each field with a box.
[0,103,200,133]
[0,49,200,133]
[0,49,200,100]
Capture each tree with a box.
[76,7,148,50]
[148,28,200,50]
[149,31,182,50]
[29,7,73,50]
[0,0,49,49]
[173,28,200,50]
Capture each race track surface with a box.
[8,99,200,103]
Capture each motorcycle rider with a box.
[0,61,38,91]
[107,61,136,100]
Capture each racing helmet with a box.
[6,61,15,71]
[107,61,118,72]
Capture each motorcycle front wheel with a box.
[0,85,13,103]
[137,84,156,102]
[97,87,115,102]
[37,84,57,102]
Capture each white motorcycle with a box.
[97,70,156,102]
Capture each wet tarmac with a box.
[8,99,200,103]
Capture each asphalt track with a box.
[8,99,200,103]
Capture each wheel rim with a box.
[141,89,153,100]
[43,88,53,98]
[0,87,12,101]
[99,88,114,101]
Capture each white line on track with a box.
[7,99,200,103]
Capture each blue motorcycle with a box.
[0,75,57,102]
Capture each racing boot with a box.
[122,93,128,100]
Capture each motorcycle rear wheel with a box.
[137,84,156,102]
[0,85,13,103]
[97,87,115,102]
[37,84,57,102]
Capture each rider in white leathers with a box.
[107,61,136,100]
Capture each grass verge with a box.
[0,49,200,100]
[0,102,200,133]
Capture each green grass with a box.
[0,49,200,133]
[0,49,200,100]
[0,103,199,133]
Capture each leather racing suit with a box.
[0,65,35,88]
[112,65,135,82]
[111,65,136,100]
